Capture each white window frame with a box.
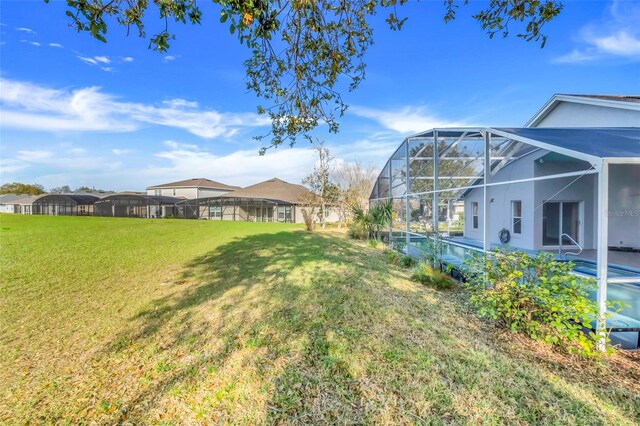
[471,202,479,229]
[512,200,522,235]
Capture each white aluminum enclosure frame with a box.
[370,127,640,351]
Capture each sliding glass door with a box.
[542,201,581,246]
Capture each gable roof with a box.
[147,178,240,191]
[526,94,640,127]
[0,193,30,204]
[11,195,42,205]
[220,178,313,204]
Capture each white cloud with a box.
[0,78,270,138]
[120,56,134,62]
[0,158,29,175]
[16,150,53,161]
[150,144,316,186]
[77,55,98,65]
[77,55,116,71]
[591,31,640,57]
[163,140,199,150]
[11,147,119,173]
[555,1,640,63]
[49,43,64,48]
[350,105,465,134]
[554,49,598,64]
[16,27,35,34]
[163,55,178,63]
[163,98,199,109]
[112,148,134,155]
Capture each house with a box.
[0,194,30,213]
[178,177,340,223]
[369,94,640,348]
[459,94,640,251]
[146,178,240,199]
[11,195,42,214]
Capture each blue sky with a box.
[1,0,639,191]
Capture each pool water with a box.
[398,235,640,322]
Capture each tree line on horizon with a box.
[0,182,112,196]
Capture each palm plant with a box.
[369,200,393,241]
[352,206,371,239]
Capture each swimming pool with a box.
[397,234,640,322]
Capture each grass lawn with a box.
[1,214,638,424]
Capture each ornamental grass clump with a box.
[399,255,416,268]
[411,263,453,290]
[463,250,624,358]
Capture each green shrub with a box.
[367,239,379,248]
[347,224,367,240]
[399,255,416,268]
[463,250,624,358]
[411,263,453,290]
[386,250,399,265]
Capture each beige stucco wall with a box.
[146,187,232,199]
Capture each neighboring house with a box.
[146,178,240,199]
[179,177,340,223]
[526,94,640,128]
[11,195,41,214]
[370,93,640,348]
[0,194,30,213]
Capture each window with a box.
[512,201,522,234]
[277,206,292,222]
[172,189,176,196]
[154,189,161,196]
[209,206,222,218]
[472,202,478,229]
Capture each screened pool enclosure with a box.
[370,127,640,348]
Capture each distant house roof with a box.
[11,195,42,205]
[526,93,640,127]
[220,178,313,204]
[0,193,30,204]
[71,190,117,198]
[147,178,240,191]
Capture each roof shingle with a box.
[147,178,240,191]
[220,178,313,204]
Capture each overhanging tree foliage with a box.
[51,0,563,150]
